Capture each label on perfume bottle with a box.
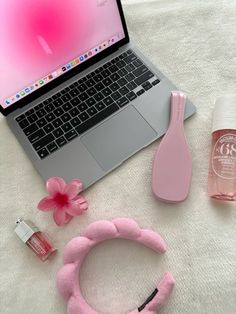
[212,134,236,179]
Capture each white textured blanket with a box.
[0,1,236,313]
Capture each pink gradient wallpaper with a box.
[0,0,125,108]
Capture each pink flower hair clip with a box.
[38,177,88,226]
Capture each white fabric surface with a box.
[0,1,236,313]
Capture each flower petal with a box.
[66,196,88,216]
[46,177,66,196]
[37,197,55,212]
[64,180,82,200]
[53,210,67,226]
[64,213,73,224]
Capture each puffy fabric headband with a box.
[57,218,175,314]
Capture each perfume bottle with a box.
[15,218,56,261]
[208,96,236,201]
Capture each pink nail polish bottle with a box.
[15,218,56,261]
[208,96,236,201]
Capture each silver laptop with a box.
[1,0,196,189]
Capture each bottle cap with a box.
[212,95,236,133]
[14,218,39,243]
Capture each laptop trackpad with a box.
[81,106,157,171]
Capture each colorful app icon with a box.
[20,91,25,96]
[94,48,98,53]
[75,59,80,65]
[66,64,71,69]
[70,61,75,66]
[84,54,88,59]
[5,100,10,105]
[48,74,53,80]
[35,83,39,87]
[62,66,66,72]
[25,88,30,93]
[39,80,44,85]
[16,94,20,99]
[88,51,92,57]
[80,56,84,62]
[30,86,34,90]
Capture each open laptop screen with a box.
[0,0,126,110]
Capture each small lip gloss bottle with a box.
[208,95,236,201]
[14,218,56,261]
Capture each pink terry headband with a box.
[57,218,175,314]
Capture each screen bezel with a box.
[1,0,129,116]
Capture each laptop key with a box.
[117,97,129,108]
[125,64,135,72]
[110,73,120,81]
[36,109,46,119]
[25,108,35,116]
[95,82,105,92]
[44,123,54,133]
[101,69,110,78]
[62,93,72,102]
[16,114,25,122]
[102,87,112,97]
[126,91,137,101]
[127,81,137,91]
[78,92,89,102]
[45,103,55,112]
[79,112,89,122]
[94,92,104,102]
[45,112,56,123]
[23,123,38,136]
[54,107,64,117]
[142,81,152,91]
[125,73,135,82]
[133,65,149,77]
[47,142,58,153]
[117,60,126,68]
[65,129,78,142]
[61,122,72,133]
[56,136,67,147]
[85,78,95,88]
[37,148,49,159]
[71,97,81,107]
[76,103,119,135]
[94,73,103,82]
[71,117,81,127]
[152,79,160,86]
[95,102,106,111]
[28,113,38,123]
[124,54,137,64]
[69,107,79,117]
[87,87,97,97]
[118,68,128,77]
[87,106,98,117]
[117,78,128,87]
[103,96,113,106]
[78,83,87,93]
[133,59,143,68]
[109,64,119,73]
[52,118,63,128]
[111,91,122,101]
[86,98,96,107]
[62,102,73,111]
[119,86,129,96]
[33,134,54,151]
[53,98,63,107]
[69,89,79,98]
[137,89,145,96]
[28,129,45,143]
[110,82,119,92]
[53,128,64,138]
[134,71,154,86]
[61,113,71,123]
[37,118,47,127]
[103,77,112,86]
[77,103,88,112]
[35,103,43,111]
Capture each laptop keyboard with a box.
[15,49,160,159]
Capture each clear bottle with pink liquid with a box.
[208,96,236,201]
